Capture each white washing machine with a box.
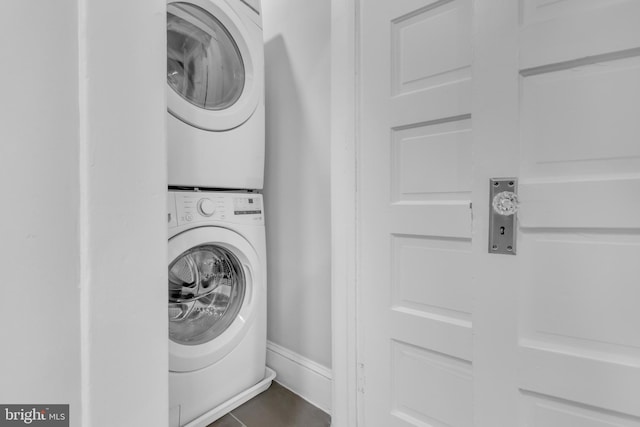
[167,0,264,189]
[168,190,272,427]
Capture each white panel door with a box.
[357,0,640,426]
[473,1,640,426]
[358,0,474,426]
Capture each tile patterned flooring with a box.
[208,382,331,427]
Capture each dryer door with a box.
[168,226,262,372]
[167,0,261,131]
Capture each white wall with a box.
[81,0,167,425]
[0,1,167,426]
[262,0,332,370]
[0,0,82,417]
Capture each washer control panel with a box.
[233,196,263,216]
[167,192,178,228]
[168,191,263,228]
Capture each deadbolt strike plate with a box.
[489,178,517,255]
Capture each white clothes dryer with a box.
[168,190,269,426]
[167,0,264,189]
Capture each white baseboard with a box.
[266,340,332,414]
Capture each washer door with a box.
[168,227,261,372]
[167,0,261,131]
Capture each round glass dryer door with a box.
[168,244,245,346]
[167,2,245,111]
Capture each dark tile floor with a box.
[208,382,331,427]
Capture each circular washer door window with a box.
[167,2,245,111]
[168,244,246,345]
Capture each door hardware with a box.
[488,178,518,255]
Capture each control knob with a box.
[197,198,216,217]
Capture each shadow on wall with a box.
[264,28,331,367]
[263,34,308,347]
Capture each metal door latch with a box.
[489,178,519,255]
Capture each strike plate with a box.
[489,178,517,255]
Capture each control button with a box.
[185,214,193,222]
[197,198,216,217]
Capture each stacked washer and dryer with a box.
[166,0,274,426]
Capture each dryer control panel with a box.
[168,191,264,228]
